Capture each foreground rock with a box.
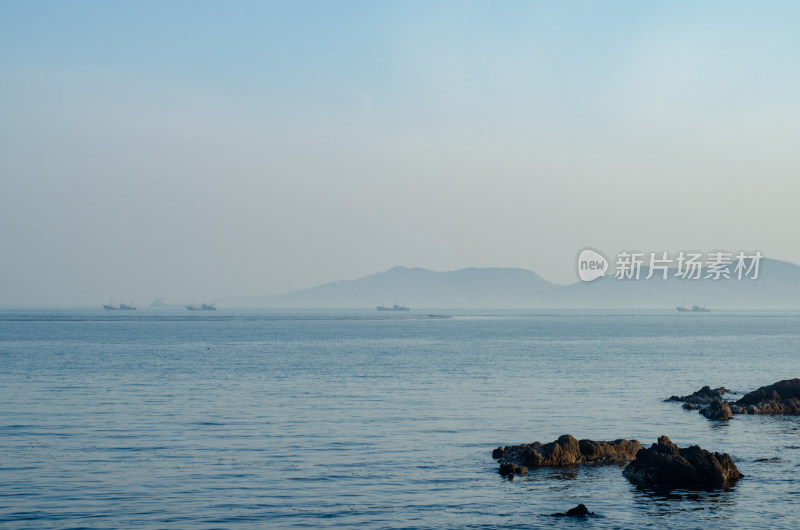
[666,386,730,405]
[623,436,742,489]
[493,434,641,475]
[552,504,595,517]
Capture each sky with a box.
[1,1,799,306]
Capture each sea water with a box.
[1,309,800,528]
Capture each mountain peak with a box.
[222,258,800,309]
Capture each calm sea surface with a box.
[1,308,800,528]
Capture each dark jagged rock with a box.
[737,378,800,405]
[623,436,742,489]
[666,386,730,405]
[494,434,641,470]
[731,379,800,415]
[552,504,595,517]
[699,399,733,420]
[682,403,700,410]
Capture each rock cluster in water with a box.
[492,434,642,477]
[492,434,739,490]
[623,435,742,489]
[489,379,800,499]
[669,379,800,420]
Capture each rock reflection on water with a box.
[708,419,732,431]
[753,457,782,463]
[544,468,579,481]
[631,483,739,517]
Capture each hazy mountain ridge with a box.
[222,259,800,309]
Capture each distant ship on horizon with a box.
[103,300,136,310]
[676,303,710,312]
[186,303,216,311]
[377,303,409,311]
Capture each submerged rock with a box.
[497,463,527,478]
[552,504,595,517]
[623,435,742,489]
[666,386,730,405]
[494,434,641,470]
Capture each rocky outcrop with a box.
[493,434,641,473]
[699,399,733,420]
[737,378,800,404]
[729,379,800,415]
[729,400,800,415]
[623,436,742,489]
[670,380,800,419]
[666,386,730,405]
[552,504,595,517]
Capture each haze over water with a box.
[3,1,800,306]
[2,308,800,528]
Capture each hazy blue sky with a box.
[2,1,799,306]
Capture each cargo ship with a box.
[676,304,710,312]
[377,303,409,311]
[103,300,136,310]
[186,303,216,311]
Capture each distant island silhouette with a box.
[220,259,800,309]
